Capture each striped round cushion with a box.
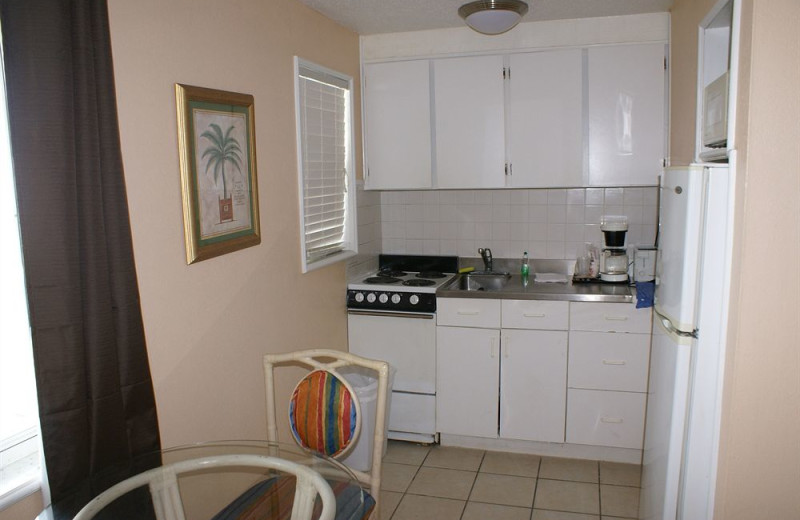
[289,370,357,457]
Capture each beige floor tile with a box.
[534,479,600,515]
[600,485,639,518]
[481,450,541,477]
[423,445,485,471]
[540,457,599,483]
[601,517,637,520]
[469,473,536,507]
[381,462,419,492]
[406,466,477,500]
[532,510,599,520]
[462,501,531,520]
[599,461,642,487]
[383,440,431,466]
[391,494,465,520]
[379,490,403,519]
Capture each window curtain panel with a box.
[0,0,161,514]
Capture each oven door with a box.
[347,310,435,394]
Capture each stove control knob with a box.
[366,293,376,303]
[354,292,364,303]
[379,293,389,304]
[391,294,401,304]
[409,294,419,305]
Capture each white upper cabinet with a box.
[434,55,506,189]
[588,43,666,186]
[507,49,584,187]
[363,60,432,189]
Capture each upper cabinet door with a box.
[508,49,584,187]
[434,55,506,189]
[588,44,666,186]
[363,60,432,189]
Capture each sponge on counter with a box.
[458,266,475,274]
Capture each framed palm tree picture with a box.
[176,84,260,263]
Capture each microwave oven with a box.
[702,71,729,149]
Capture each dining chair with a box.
[264,349,391,520]
[72,454,337,520]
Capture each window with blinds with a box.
[294,58,357,272]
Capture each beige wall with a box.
[0,490,42,520]
[671,0,800,518]
[106,0,360,447]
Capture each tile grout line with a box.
[457,449,485,520]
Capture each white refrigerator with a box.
[640,163,734,520]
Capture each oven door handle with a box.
[347,310,435,319]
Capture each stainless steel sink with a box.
[454,272,511,291]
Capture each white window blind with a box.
[295,58,357,272]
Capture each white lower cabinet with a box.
[500,329,567,442]
[566,389,647,449]
[436,298,652,456]
[436,326,499,438]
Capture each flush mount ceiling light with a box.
[458,0,529,35]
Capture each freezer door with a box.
[655,166,706,332]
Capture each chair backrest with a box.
[264,349,390,516]
[72,454,336,520]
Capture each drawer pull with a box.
[523,313,546,318]
[457,310,480,316]
[601,416,624,424]
[602,359,627,366]
[604,316,629,321]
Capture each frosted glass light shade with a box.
[458,0,529,35]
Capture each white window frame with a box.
[293,57,358,273]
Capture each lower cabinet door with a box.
[436,326,500,438]
[566,388,646,449]
[500,329,568,442]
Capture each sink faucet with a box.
[478,248,493,272]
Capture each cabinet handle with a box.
[457,310,480,316]
[602,359,627,366]
[600,416,624,424]
[604,316,629,321]
[490,337,497,358]
[503,336,510,359]
[523,313,546,318]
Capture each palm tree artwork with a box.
[200,122,243,223]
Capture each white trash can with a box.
[338,365,395,472]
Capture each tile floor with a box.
[379,441,641,520]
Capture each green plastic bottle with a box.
[521,251,530,285]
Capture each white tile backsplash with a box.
[355,185,658,263]
[368,186,658,259]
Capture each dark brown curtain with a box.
[0,0,161,513]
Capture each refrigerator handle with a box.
[655,309,698,339]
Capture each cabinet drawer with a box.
[570,302,652,333]
[568,331,650,392]
[566,389,646,449]
[438,298,501,328]
[502,300,569,330]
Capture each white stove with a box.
[347,255,458,443]
[347,255,458,314]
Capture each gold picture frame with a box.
[176,84,260,264]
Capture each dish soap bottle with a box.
[521,251,530,285]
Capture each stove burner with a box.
[378,269,407,278]
[403,278,436,287]
[364,276,402,284]
[416,271,446,279]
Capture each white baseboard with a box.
[439,434,642,464]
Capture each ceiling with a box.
[296,0,674,35]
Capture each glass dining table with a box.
[35,440,372,520]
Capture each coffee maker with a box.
[599,216,630,283]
